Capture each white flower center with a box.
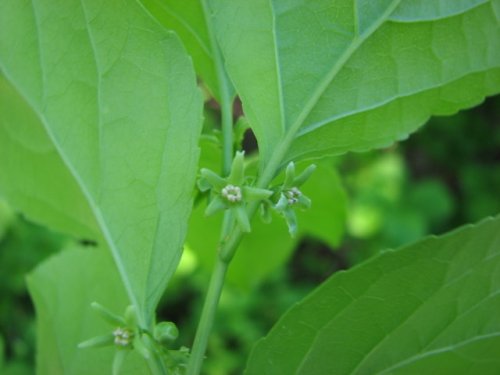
[113,327,133,347]
[285,187,302,205]
[221,184,242,203]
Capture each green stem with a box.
[187,259,228,375]
[187,137,290,373]
[189,3,295,374]
[220,88,234,176]
[187,131,290,374]
[145,352,168,375]
[201,0,234,176]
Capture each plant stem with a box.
[189,3,290,374]
[187,134,289,374]
[220,89,234,176]
[145,352,168,375]
[187,259,228,375]
[201,0,234,176]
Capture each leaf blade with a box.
[212,0,500,170]
[246,216,500,374]
[27,246,150,375]
[0,0,203,325]
[137,0,220,99]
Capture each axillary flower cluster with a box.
[78,303,188,373]
[198,151,273,232]
[272,161,315,235]
[199,151,315,235]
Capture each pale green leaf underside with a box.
[27,246,149,375]
[0,0,203,325]
[213,0,500,170]
[246,216,500,375]
[0,76,99,239]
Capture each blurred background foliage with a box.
[0,95,498,374]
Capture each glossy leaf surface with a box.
[246,216,500,374]
[212,0,500,170]
[0,0,203,325]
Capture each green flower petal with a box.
[229,151,245,184]
[243,186,273,201]
[200,168,227,190]
[284,162,296,188]
[234,205,251,232]
[293,164,316,187]
[78,333,115,349]
[297,195,312,210]
[90,302,126,326]
[205,196,227,216]
[283,208,298,237]
[275,194,288,211]
[197,176,212,192]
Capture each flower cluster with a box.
[198,151,273,232]
[113,327,134,348]
[78,303,186,373]
[273,162,315,235]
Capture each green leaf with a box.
[27,245,149,375]
[0,0,203,325]
[137,0,219,99]
[0,76,99,239]
[212,0,500,171]
[246,216,500,374]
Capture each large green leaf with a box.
[138,0,220,99]
[211,0,500,171]
[246,216,500,374]
[27,245,149,375]
[0,0,203,325]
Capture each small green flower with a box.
[199,151,273,232]
[274,162,316,236]
[79,304,188,374]
[78,304,146,374]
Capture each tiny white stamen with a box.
[285,187,302,205]
[221,184,242,203]
[113,327,133,347]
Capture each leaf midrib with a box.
[285,0,402,137]
[269,0,286,134]
[257,0,401,183]
[6,0,144,325]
